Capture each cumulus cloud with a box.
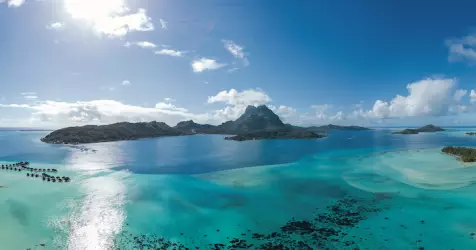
[268,105,297,123]
[208,89,271,106]
[223,40,249,66]
[0,100,210,127]
[367,78,457,118]
[125,41,156,48]
[311,104,331,120]
[0,0,25,7]
[121,80,131,86]
[47,22,65,30]
[154,102,188,112]
[207,89,273,121]
[191,58,226,73]
[446,33,476,63]
[64,0,154,37]
[155,49,186,57]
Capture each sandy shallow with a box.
[2,145,476,249]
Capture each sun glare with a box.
[64,0,127,21]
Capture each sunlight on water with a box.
[67,172,127,250]
[2,130,476,249]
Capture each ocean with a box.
[1,128,476,249]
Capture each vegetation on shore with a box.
[442,146,476,162]
[465,132,476,136]
[41,105,369,144]
[224,129,327,141]
[392,124,445,135]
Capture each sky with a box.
[1,0,476,128]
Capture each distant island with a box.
[224,129,326,141]
[465,132,476,136]
[41,105,370,144]
[442,146,476,162]
[392,124,445,135]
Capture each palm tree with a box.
[27,173,30,177]
[47,178,51,182]
[35,174,39,178]
[52,179,56,182]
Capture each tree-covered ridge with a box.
[442,146,476,162]
[392,125,445,135]
[41,105,369,144]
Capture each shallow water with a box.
[1,128,476,249]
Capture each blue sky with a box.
[1,0,476,128]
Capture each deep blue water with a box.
[1,128,475,174]
[2,128,476,249]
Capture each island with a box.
[465,132,476,136]
[40,121,186,144]
[224,129,326,141]
[392,124,445,135]
[41,105,370,144]
[442,146,476,162]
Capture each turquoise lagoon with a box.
[1,128,476,249]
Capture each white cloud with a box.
[207,89,272,121]
[21,92,36,96]
[24,95,38,100]
[311,104,331,120]
[154,102,187,112]
[155,49,186,57]
[108,87,116,91]
[0,100,213,127]
[47,22,65,30]
[164,98,175,103]
[454,89,467,101]
[121,80,131,86]
[64,0,154,37]
[470,90,476,103]
[449,105,469,114]
[329,111,345,121]
[446,33,476,63]
[368,78,457,118]
[210,105,248,122]
[125,41,156,48]
[159,18,168,29]
[192,58,226,73]
[223,40,249,66]
[0,0,25,7]
[208,89,271,106]
[269,105,297,120]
